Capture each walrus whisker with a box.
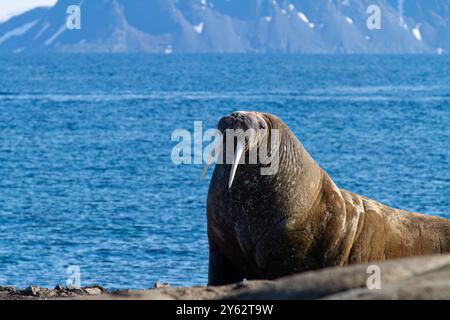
[229,140,244,189]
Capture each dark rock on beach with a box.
[1,255,449,300]
[0,285,106,300]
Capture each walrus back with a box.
[341,190,450,264]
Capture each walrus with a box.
[205,111,450,286]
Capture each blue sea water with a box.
[0,54,449,290]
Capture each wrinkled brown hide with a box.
[207,112,450,286]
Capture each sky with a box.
[0,0,57,22]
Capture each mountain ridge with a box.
[0,0,448,53]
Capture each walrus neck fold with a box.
[264,123,324,215]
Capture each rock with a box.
[0,285,107,300]
[54,284,64,291]
[0,287,16,294]
[84,287,103,296]
[232,279,250,290]
[21,286,41,297]
[154,281,171,289]
[227,254,450,300]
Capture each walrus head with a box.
[204,111,320,192]
[217,111,277,188]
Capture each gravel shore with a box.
[2,254,449,300]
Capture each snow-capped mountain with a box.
[0,0,448,53]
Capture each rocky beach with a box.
[2,254,449,300]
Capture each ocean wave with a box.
[0,91,449,103]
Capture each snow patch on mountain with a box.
[412,25,422,41]
[194,22,204,34]
[0,20,38,45]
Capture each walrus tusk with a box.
[229,140,244,189]
[200,139,223,180]
[200,163,210,181]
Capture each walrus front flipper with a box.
[208,243,246,286]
